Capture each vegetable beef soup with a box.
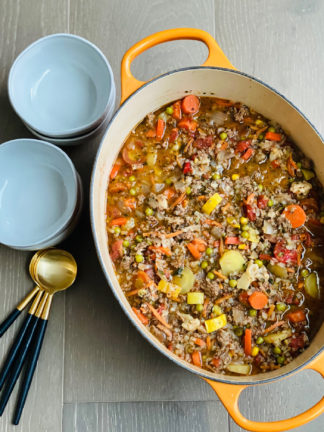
[106,95,324,375]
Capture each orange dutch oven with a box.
[91,28,324,431]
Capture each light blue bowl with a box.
[0,139,78,249]
[8,34,115,138]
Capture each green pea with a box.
[186,187,192,195]
[212,305,222,315]
[129,188,137,196]
[241,231,248,239]
[276,303,286,312]
[277,356,285,364]
[234,327,243,337]
[268,126,276,133]
[255,259,263,268]
[249,309,257,317]
[206,247,213,256]
[267,199,274,207]
[258,134,264,141]
[114,227,121,235]
[166,106,173,115]
[145,207,154,216]
[219,132,227,140]
[201,261,208,269]
[255,119,264,126]
[207,272,215,280]
[258,184,263,191]
[123,240,130,247]
[241,225,249,231]
[196,304,204,312]
[256,336,264,345]
[296,162,302,168]
[301,269,309,278]
[229,279,237,288]
[129,175,136,182]
[135,235,143,243]
[212,173,221,180]
[165,178,173,185]
[273,346,281,355]
[135,254,144,263]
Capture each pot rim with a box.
[90,65,324,385]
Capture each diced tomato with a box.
[212,357,220,367]
[238,291,249,306]
[257,195,268,209]
[169,128,179,143]
[290,335,305,350]
[225,236,240,245]
[235,140,251,154]
[183,161,192,174]
[259,253,272,261]
[110,240,123,262]
[146,129,156,138]
[194,135,213,149]
[244,204,256,221]
[271,160,280,169]
[273,241,297,263]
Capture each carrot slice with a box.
[248,291,268,310]
[225,236,240,245]
[192,351,202,367]
[262,320,285,334]
[286,310,306,323]
[194,338,206,347]
[109,217,127,226]
[132,307,149,325]
[187,243,201,260]
[110,162,121,180]
[172,101,182,120]
[181,95,200,114]
[178,118,198,131]
[165,230,184,238]
[283,204,306,228]
[156,118,166,141]
[241,148,254,160]
[149,246,172,256]
[244,328,252,356]
[265,131,282,141]
[146,128,156,138]
[146,303,171,329]
[206,336,212,351]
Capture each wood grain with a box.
[0,0,67,430]
[63,401,229,432]
[64,0,217,404]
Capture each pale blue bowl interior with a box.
[0,139,78,247]
[8,34,113,137]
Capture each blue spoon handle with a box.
[13,319,48,425]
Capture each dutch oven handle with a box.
[204,351,324,432]
[120,28,235,103]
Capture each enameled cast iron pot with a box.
[91,28,324,431]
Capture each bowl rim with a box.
[90,65,324,385]
[8,33,115,138]
[0,138,79,248]
[22,84,116,146]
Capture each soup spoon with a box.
[0,249,49,337]
[11,249,77,424]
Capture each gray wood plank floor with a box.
[0,0,323,431]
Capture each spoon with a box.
[0,249,48,337]
[10,249,77,424]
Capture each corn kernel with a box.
[232,174,240,181]
[238,244,247,250]
[251,346,259,357]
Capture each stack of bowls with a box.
[0,139,83,250]
[8,34,116,145]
